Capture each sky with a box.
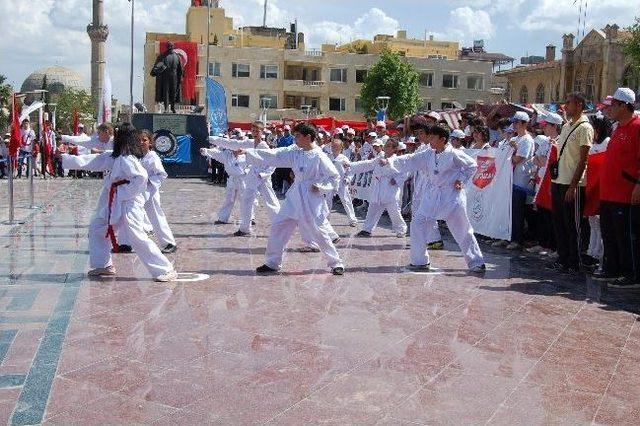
[0,0,636,103]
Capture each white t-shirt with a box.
[20,128,36,153]
[512,133,535,190]
[534,135,551,182]
[589,136,609,154]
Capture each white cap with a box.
[601,95,614,106]
[78,123,85,128]
[539,112,563,125]
[341,125,350,130]
[426,111,442,121]
[397,142,407,150]
[233,128,242,133]
[368,132,377,138]
[511,111,530,123]
[237,131,246,138]
[264,129,272,134]
[381,135,390,142]
[283,124,291,131]
[347,128,356,135]
[613,87,636,105]
[373,139,384,147]
[317,133,325,139]
[406,136,416,144]
[334,128,344,135]
[450,129,466,139]
[376,121,386,128]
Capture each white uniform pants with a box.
[144,192,176,246]
[218,183,242,223]
[265,215,344,270]
[300,218,339,248]
[587,216,603,261]
[411,196,441,242]
[363,201,407,234]
[239,181,280,233]
[329,184,357,222]
[89,203,173,278]
[410,206,484,269]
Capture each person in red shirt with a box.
[596,88,640,286]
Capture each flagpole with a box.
[129,0,135,116]
[205,0,211,129]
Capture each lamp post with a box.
[260,98,271,125]
[301,104,311,121]
[129,0,135,115]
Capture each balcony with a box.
[284,49,326,63]
[284,79,326,93]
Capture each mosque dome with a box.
[20,66,86,104]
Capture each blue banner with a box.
[162,135,192,163]
[206,77,229,136]
[376,110,386,122]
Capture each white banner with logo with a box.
[464,147,513,240]
[350,171,373,201]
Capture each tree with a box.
[360,49,421,119]
[0,74,12,133]
[622,18,640,88]
[54,88,95,133]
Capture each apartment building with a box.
[143,3,493,121]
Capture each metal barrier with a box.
[2,156,25,225]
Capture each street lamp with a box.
[260,98,271,124]
[301,104,311,121]
[129,0,135,115]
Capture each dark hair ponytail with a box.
[112,123,144,159]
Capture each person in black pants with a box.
[548,92,593,273]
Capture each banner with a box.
[160,41,198,101]
[9,94,21,157]
[162,134,192,164]
[98,69,112,124]
[350,171,373,201]
[19,101,44,123]
[206,77,228,136]
[465,147,513,240]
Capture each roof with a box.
[497,60,561,76]
[460,51,514,64]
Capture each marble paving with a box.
[0,177,638,425]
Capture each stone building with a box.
[143,3,495,121]
[499,24,638,105]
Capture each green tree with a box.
[0,74,12,133]
[360,49,421,119]
[622,18,640,87]
[55,88,95,133]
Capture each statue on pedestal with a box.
[151,42,183,113]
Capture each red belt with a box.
[106,180,130,252]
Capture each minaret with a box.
[87,0,109,114]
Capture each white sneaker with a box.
[155,269,178,282]
[88,265,116,276]
[349,220,358,227]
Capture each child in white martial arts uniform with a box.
[328,139,358,226]
[392,125,485,273]
[411,124,443,249]
[137,130,178,254]
[61,123,177,281]
[244,123,345,275]
[347,139,408,238]
[200,146,247,225]
[62,123,114,153]
[209,122,280,236]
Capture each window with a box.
[208,62,221,77]
[260,65,278,79]
[467,75,484,91]
[535,84,545,103]
[355,69,368,83]
[232,63,250,78]
[329,98,346,111]
[419,72,434,87]
[442,74,459,88]
[231,94,250,108]
[259,94,277,109]
[355,98,363,112]
[330,68,348,83]
[519,86,528,104]
[573,72,582,93]
[441,102,456,109]
[421,99,432,111]
[585,66,595,100]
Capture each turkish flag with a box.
[584,152,605,216]
[73,109,79,135]
[9,94,21,157]
[160,41,198,102]
[473,156,497,189]
[534,145,556,211]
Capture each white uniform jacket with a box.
[348,155,405,205]
[209,136,274,190]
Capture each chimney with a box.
[562,33,574,50]
[545,44,556,62]
[397,30,407,40]
[604,24,619,40]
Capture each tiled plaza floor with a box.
[0,177,639,425]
